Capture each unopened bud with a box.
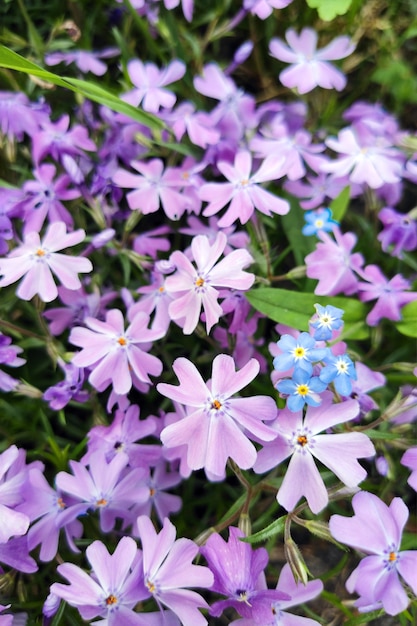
[238,513,252,538]
[284,537,310,585]
[194,527,216,546]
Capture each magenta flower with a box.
[70,309,164,395]
[199,150,289,227]
[357,265,417,326]
[113,158,188,220]
[158,354,277,480]
[329,491,417,616]
[305,228,364,296]
[45,47,119,76]
[166,232,254,335]
[201,526,289,621]
[0,221,92,302]
[123,59,185,113]
[137,515,214,626]
[269,28,355,94]
[254,392,375,513]
[51,536,149,624]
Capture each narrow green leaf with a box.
[329,186,350,223]
[344,609,385,626]
[0,45,164,131]
[306,0,353,21]
[241,515,287,544]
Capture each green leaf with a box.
[329,186,350,223]
[0,45,164,131]
[241,515,287,544]
[396,301,417,337]
[306,0,353,21]
[246,288,368,338]
[344,609,385,626]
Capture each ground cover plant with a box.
[0,0,416,624]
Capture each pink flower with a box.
[305,227,364,296]
[157,354,277,480]
[244,0,293,20]
[270,28,355,94]
[70,309,164,394]
[165,232,254,334]
[254,392,375,513]
[45,47,119,76]
[0,221,92,302]
[199,150,289,227]
[123,59,185,113]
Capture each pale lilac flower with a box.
[56,451,148,533]
[284,172,353,210]
[199,150,289,227]
[51,536,149,624]
[0,333,25,392]
[43,359,88,410]
[44,285,116,335]
[133,459,182,524]
[123,59,185,113]
[133,225,171,260]
[45,47,119,76]
[169,101,220,149]
[130,270,174,334]
[0,91,48,140]
[158,354,277,480]
[70,309,164,395]
[254,393,375,513]
[230,562,323,626]
[0,187,24,255]
[322,127,404,189]
[201,526,289,621]
[166,232,254,334]
[163,0,194,22]
[137,515,214,626]
[0,446,31,543]
[378,207,417,258]
[269,28,355,93]
[0,221,92,303]
[180,215,250,253]
[329,491,417,615]
[305,228,364,296]
[357,265,417,326]
[347,362,386,416]
[0,536,37,574]
[113,158,188,220]
[244,0,293,20]
[401,447,417,491]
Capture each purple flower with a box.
[0,221,92,302]
[45,47,119,76]
[254,393,375,513]
[348,362,386,416]
[199,150,289,227]
[0,91,47,140]
[273,332,328,376]
[123,59,185,113]
[0,333,25,392]
[0,446,31,543]
[166,232,254,335]
[302,207,339,236]
[244,0,293,20]
[70,309,164,395]
[51,536,149,624]
[305,228,364,296]
[378,207,417,258]
[269,28,355,94]
[329,491,417,615]
[276,368,327,412]
[319,353,357,396]
[200,526,289,621]
[230,562,323,626]
[43,359,88,410]
[158,354,277,480]
[357,264,417,326]
[137,515,214,626]
[310,303,344,341]
[401,446,417,491]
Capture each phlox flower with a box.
[70,309,164,395]
[45,47,119,76]
[230,562,323,626]
[199,150,289,227]
[347,362,386,416]
[244,0,293,20]
[401,446,417,491]
[0,446,31,543]
[133,459,182,524]
[357,264,417,326]
[113,158,188,220]
[269,28,355,94]
[200,526,289,621]
[43,359,88,410]
[0,333,26,392]
[0,91,48,140]
[378,207,417,258]
[0,221,92,303]
[158,354,277,480]
[329,491,417,615]
[123,59,185,113]
[50,536,149,624]
[305,228,364,296]
[166,231,254,334]
[169,101,220,149]
[319,353,357,396]
[254,392,375,513]
[273,332,328,376]
[310,303,344,341]
[276,368,327,412]
[137,515,214,626]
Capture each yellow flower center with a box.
[294,347,305,358]
[297,435,308,447]
[106,594,118,606]
[296,384,309,396]
[195,277,205,287]
[146,579,156,593]
[96,498,108,507]
[35,248,45,257]
[117,336,127,346]
[211,399,222,410]
[388,551,397,562]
